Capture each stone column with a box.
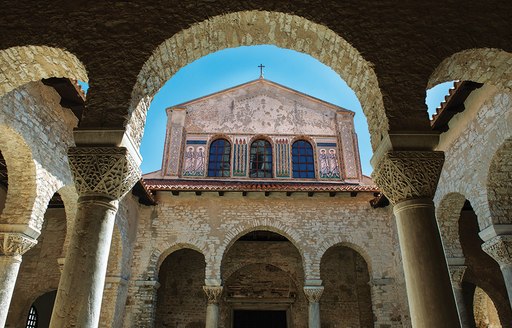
[0,232,37,327]
[372,151,460,328]
[448,262,470,328]
[50,147,140,328]
[203,285,223,328]
[303,285,324,328]
[481,234,512,309]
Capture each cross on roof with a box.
[258,64,265,79]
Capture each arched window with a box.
[25,306,38,328]
[250,139,273,178]
[292,140,315,178]
[208,139,231,177]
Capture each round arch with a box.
[127,10,386,150]
[428,48,512,90]
[435,192,467,259]
[153,242,208,279]
[314,239,374,279]
[0,45,88,98]
[216,224,308,280]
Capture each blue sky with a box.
[80,45,453,176]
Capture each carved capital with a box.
[448,265,467,286]
[482,235,512,267]
[203,285,223,304]
[372,151,444,204]
[68,147,141,199]
[0,232,37,256]
[303,286,324,303]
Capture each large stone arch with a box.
[152,242,208,281]
[0,45,88,98]
[216,223,309,280]
[127,10,386,150]
[428,48,512,91]
[0,124,40,234]
[486,138,512,226]
[435,192,467,259]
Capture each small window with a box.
[250,139,273,178]
[26,306,38,328]
[208,139,231,177]
[292,140,315,178]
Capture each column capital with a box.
[203,285,223,304]
[0,232,37,257]
[68,146,141,200]
[482,235,512,267]
[372,151,444,205]
[303,285,324,303]
[448,265,467,286]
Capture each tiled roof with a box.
[143,178,380,193]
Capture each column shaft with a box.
[453,286,470,328]
[308,302,320,328]
[394,199,460,327]
[50,196,118,328]
[205,303,219,328]
[500,264,512,309]
[0,254,21,327]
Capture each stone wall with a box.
[126,191,405,327]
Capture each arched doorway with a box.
[221,230,306,328]
[320,245,374,327]
[155,248,207,327]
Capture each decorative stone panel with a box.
[0,232,37,256]
[373,151,445,205]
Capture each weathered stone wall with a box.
[126,191,405,327]
[0,81,77,231]
[320,246,374,328]
[155,249,206,328]
[435,86,512,235]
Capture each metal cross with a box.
[258,64,265,79]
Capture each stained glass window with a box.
[208,139,231,177]
[250,139,273,178]
[26,306,37,328]
[292,140,315,178]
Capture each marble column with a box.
[448,262,470,328]
[303,285,324,328]
[373,151,460,327]
[0,232,37,327]
[481,234,512,309]
[203,285,223,328]
[50,146,140,328]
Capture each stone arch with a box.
[56,185,78,260]
[428,48,512,91]
[216,223,308,280]
[153,242,208,280]
[127,10,386,150]
[435,192,467,259]
[486,138,512,225]
[0,124,40,233]
[0,45,88,98]
[314,239,373,279]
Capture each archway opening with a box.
[155,248,206,328]
[473,286,503,328]
[24,290,57,328]
[6,191,66,327]
[139,45,374,177]
[221,230,306,327]
[320,245,373,327]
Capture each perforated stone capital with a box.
[203,285,223,304]
[0,232,37,256]
[482,235,512,267]
[303,286,324,303]
[448,265,467,286]
[68,146,141,199]
[372,151,445,205]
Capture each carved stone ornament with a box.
[482,235,512,267]
[0,232,37,256]
[448,265,467,285]
[68,147,141,199]
[303,286,324,303]
[203,285,223,304]
[372,151,445,205]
